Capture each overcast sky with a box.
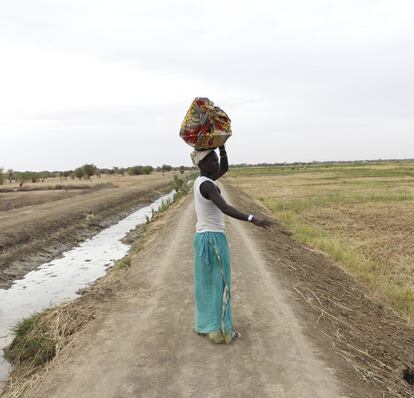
[0,0,413,171]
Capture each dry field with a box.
[0,173,172,210]
[226,161,414,320]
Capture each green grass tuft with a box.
[114,256,131,269]
[4,313,56,366]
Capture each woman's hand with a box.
[251,216,273,230]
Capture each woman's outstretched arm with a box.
[200,181,273,229]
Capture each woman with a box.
[191,145,273,344]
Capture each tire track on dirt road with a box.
[25,184,372,398]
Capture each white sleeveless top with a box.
[193,176,225,233]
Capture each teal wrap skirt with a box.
[193,232,233,340]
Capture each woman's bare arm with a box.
[211,145,228,180]
[200,181,273,229]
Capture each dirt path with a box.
[17,183,387,398]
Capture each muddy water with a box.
[0,191,175,388]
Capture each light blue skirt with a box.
[193,232,233,339]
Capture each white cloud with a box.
[0,0,414,170]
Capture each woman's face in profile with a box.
[200,151,219,174]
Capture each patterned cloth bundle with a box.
[179,97,232,150]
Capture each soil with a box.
[0,175,172,289]
[5,181,413,397]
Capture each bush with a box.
[74,167,85,180]
[143,165,153,175]
[162,164,172,173]
[82,164,97,179]
[127,165,153,176]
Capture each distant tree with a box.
[31,172,39,183]
[36,171,48,182]
[16,172,31,187]
[38,172,48,182]
[74,167,85,180]
[82,164,97,179]
[143,165,153,175]
[127,166,137,176]
[0,168,4,185]
[7,169,14,183]
[62,170,72,180]
[127,166,139,176]
[179,165,185,174]
[162,164,172,173]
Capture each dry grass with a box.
[292,284,414,398]
[226,161,414,320]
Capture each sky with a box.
[0,0,413,171]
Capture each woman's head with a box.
[198,150,219,175]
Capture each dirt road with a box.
[19,183,386,398]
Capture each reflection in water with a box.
[0,191,175,387]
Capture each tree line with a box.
[0,164,192,186]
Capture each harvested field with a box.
[0,187,111,211]
[226,161,414,320]
[0,173,176,288]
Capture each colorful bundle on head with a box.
[179,97,232,150]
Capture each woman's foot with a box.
[207,331,226,344]
[228,330,241,344]
[198,330,241,344]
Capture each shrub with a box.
[74,167,85,180]
[82,164,97,179]
[127,165,153,176]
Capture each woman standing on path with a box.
[192,145,273,344]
